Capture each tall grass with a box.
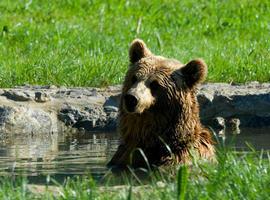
[0,149,269,199]
[0,0,269,88]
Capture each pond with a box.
[0,127,269,184]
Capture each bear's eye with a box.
[131,76,137,84]
[150,80,160,91]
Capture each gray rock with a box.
[198,83,270,127]
[210,117,226,130]
[58,105,82,126]
[104,106,118,113]
[0,106,57,134]
[58,104,117,131]
[0,83,269,134]
[2,90,33,101]
[0,106,12,127]
[104,94,121,108]
[35,91,51,102]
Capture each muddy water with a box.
[0,127,269,184]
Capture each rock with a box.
[104,94,121,108]
[35,92,51,102]
[0,83,269,134]
[76,105,108,131]
[226,118,241,134]
[49,85,58,89]
[104,106,118,113]
[2,90,33,101]
[209,117,226,130]
[0,106,57,134]
[198,83,270,127]
[58,104,117,131]
[0,106,13,131]
[58,105,82,126]
[227,118,240,129]
[104,108,118,130]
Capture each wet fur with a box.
[108,39,215,169]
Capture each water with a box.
[224,127,270,151]
[0,131,119,184]
[0,127,269,184]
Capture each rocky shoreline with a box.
[0,82,269,135]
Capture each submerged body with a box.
[108,39,215,170]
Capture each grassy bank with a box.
[0,149,269,199]
[0,0,269,87]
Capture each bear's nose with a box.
[124,94,138,112]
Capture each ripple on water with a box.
[0,127,269,184]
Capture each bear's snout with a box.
[124,94,138,112]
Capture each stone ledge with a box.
[0,82,269,134]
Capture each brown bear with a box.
[107,39,215,170]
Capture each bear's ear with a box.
[129,39,152,64]
[180,59,207,88]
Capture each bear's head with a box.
[121,39,207,116]
[108,39,214,169]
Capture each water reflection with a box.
[0,131,119,183]
[225,127,270,150]
[0,127,269,183]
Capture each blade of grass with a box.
[177,165,188,200]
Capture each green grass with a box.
[0,0,269,88]
[0,149,269,199]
